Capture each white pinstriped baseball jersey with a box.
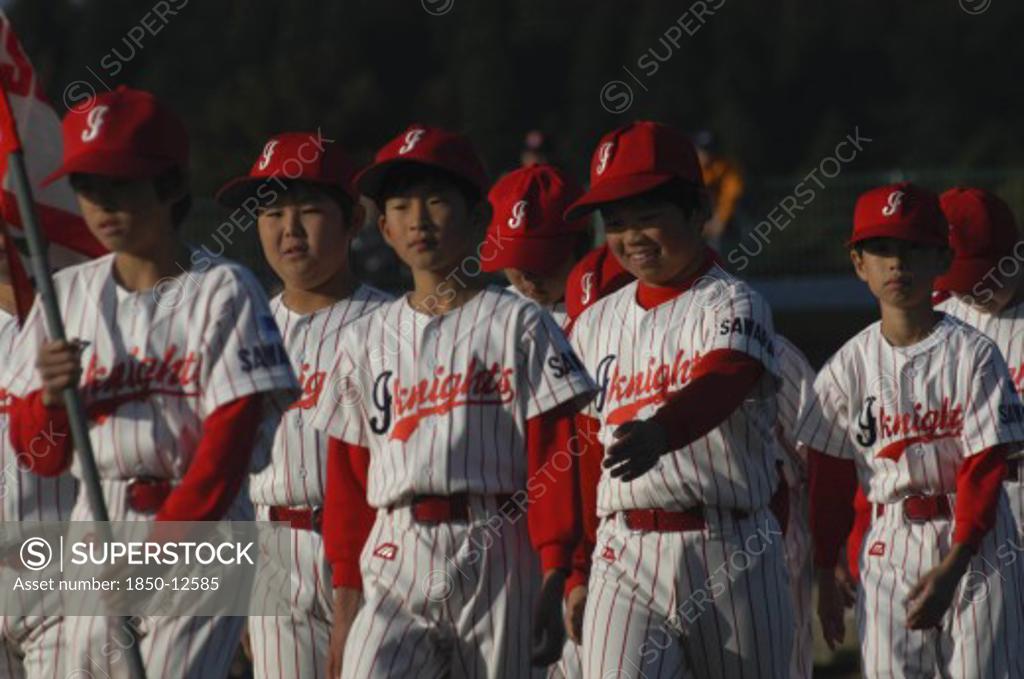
[505,284,568,328]
[796,314,1024,502]
[569,264,781,515]
[0,308,76,679]
[0,252,299,488]
[937,295,1024,394]
[775,335,815,486]
[0,309,77,522]
[249,285,392,508]
[310,285,595,507]
[773,335,815,679]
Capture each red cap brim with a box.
[355,158,484,202]
[934,256,998,294]
[215,175,356,208]
[846,226,949,249]
[41,151,176,187]
[480,234,576,275]
[564,173,677,221]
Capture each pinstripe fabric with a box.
[310,286,594,506]
[342,502,543,679]
[0,252,299,679]
[568,266,792,677]
[569,267,782,517]
[580,510,791,679]
[249,286,391,679]
[939,295,1024,545]
[774,335,815,679]
[310,285,594,678]
[796,313,1024,678]
[0,308,76,679]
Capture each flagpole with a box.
[5,147,149,679]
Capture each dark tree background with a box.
[10,0,1023,190]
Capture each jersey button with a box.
[298,467,307,479]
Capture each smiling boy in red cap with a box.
[2,87,299,678]
[309,125,596,678]
[564,121,792,679]
[480,164,590,327]
[216,132,392,679]
[799,183,1024,677]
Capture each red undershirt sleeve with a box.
[564,412,603,597]
[9,390,73,477]
[323,436,375,590]
[649,349,764,450]
[953,445,1007,549]
[527,400,583,574]
[155,394,263,522]
[809,447,858,569]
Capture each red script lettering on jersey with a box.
[594,350,703,425]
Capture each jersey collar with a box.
[635,248,715,310]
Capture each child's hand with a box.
[816,568,847,650]
[603,420,668,481]
[37,339,87,407]
[905,543,973,630]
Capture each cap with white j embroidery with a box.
[215,132,358,208]
[480,164,587,275]
[43,85,188,187]
[564,121,704,220]
[849,182,948,248]
[353,124,488,203]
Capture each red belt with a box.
[397,494,517,524]
[874,495,952,522]
[127,478,172,513]
[269,506,322,532]
[621,506,749,533]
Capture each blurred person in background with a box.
[694,129,744,249]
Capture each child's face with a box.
[504,257,574,307]
[379,181,482,274]
[72,174,179,254]
[851,238,952,310]
[257,191,360,291]
[602,198,705,286]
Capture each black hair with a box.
[261,180,355,223]
[375,163,481,211]
[572,227,594,261]
[153,167,191,228]
[69,169,192,228]
[851,237,951,256]
[621,178,709,221]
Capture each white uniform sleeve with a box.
[960,340,1024,456]
[520,303,596,420]
[200,268,299,417]
[795,360,857,460]
[702,283,778,377]
[776,341,816,443]
[568,313,600,419]
[309,344,370,447]
[1,297,48,398]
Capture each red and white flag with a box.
[0,12,106,322]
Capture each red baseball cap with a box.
[564,121,704,221]
[43,86,188,187]
[354,124,488,202]
[215,132,358,208]
[849,182,948,248]
[934,187,1019,293]
[480,165,588,275]
[564,243,633,320]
